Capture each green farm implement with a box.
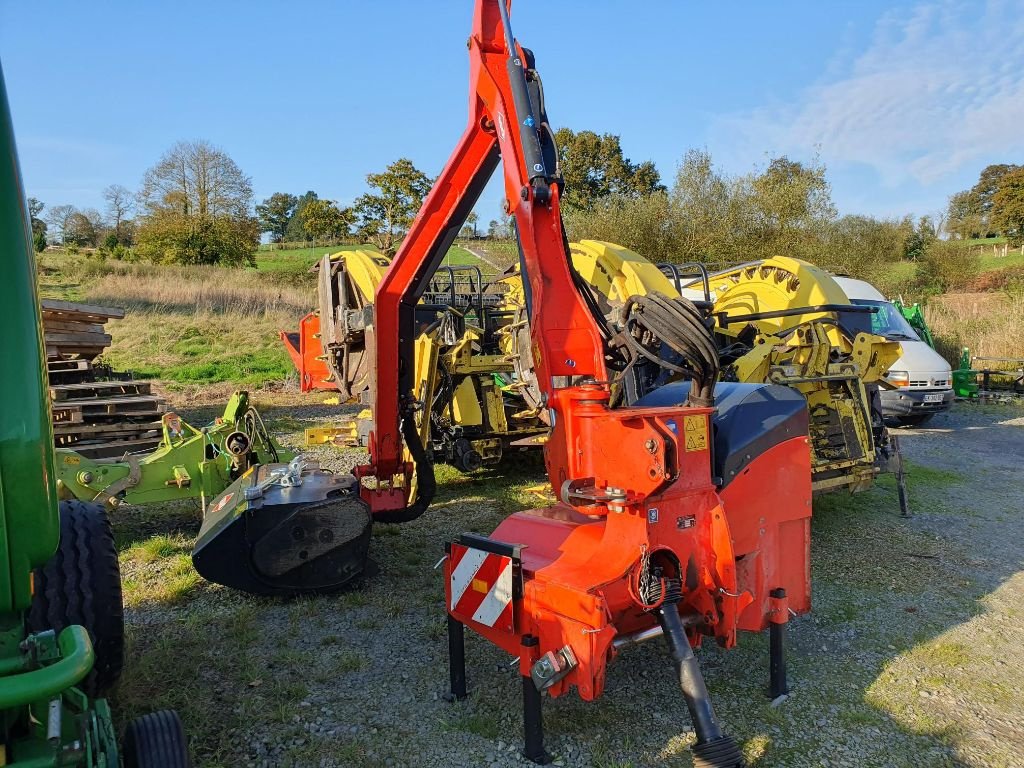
[1,63,189,766]
[894,298,935,348]
[56,392,292,509]
[953,348,1024,399]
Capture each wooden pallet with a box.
[52,397,167,425]
[41,299,170,457]
[41,299,123,362]
[49,380,152,402]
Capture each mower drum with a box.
[192,460,372,596]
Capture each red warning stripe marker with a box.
[449,542,515,632]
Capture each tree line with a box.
[36,129,1019,288]
[33,142,440,266]
[946,164,1024,245]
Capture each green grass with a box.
[978,250,1024,272]
[254,242,492,275]
[438,245,488,270]
[103,312,295,386]
[884,260,918,285]
[254,243,370,274]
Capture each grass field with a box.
[254,242,489,276]
[35,238,1023,389]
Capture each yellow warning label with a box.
[62,454,80,465]
[472,578,489,594]
[683,414,708,452]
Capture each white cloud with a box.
[715,0,1024,189]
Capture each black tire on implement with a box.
[28,499,124,697]
[122,710,192,768]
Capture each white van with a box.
[832,276,953,426]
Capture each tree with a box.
[256,192,298,242]
[135,209,259,267]
[353,158,433,254]
[135,140,258,266]
[554,128,663,210]
[27,197,47,243]
[299,199,353,242]
[102,184,134,244]
[949,164,1023,239]
[741,155,836,262]
[63,212,97,247]
[45,204,77,245]
[991,167,1024,247]
[466,211,479,237]
[972,164,1020,217]
[946,190,983,240]
[918,240,979,292]
[139,140,253,217]
[901,215,937,262]
[564,190,679,264]
[669,149,737,263]
[821,215,907,279]
[284,191,319,242]
[28,197,44,220]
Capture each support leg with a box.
[656,605,744,768]
[769,588,789,700]
[521,674,551,764]
[445,615,467,702]
[892,435,911,518]
[519,634,550,764]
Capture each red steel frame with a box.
[355,0,812,721]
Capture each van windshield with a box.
[838,299,921,341]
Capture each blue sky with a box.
[3,1,1023,226]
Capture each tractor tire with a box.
[122,710,192,768]
[28,499,124,697]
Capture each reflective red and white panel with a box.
[448,542,515,633]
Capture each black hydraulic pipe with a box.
[495,0,549,189]
[769,588,789,699]
[446,616,468,701]
[715,303,877,326]
[373,410,436,523]
[656,606,745,766]
[656,605,724,744]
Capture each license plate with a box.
[923,393,944,403]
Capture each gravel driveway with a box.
[113,401,1024,768]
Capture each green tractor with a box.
[1,65,189,766]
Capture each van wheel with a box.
[28,500,124,696]
[123,710,192,768]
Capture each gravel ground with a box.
[111,398,1024,768]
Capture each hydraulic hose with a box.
[373,408,437,524]
[623,292,721,407]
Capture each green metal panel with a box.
[0,63,60,618]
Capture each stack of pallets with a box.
[41,300,168,459]
[41,299,122,361]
